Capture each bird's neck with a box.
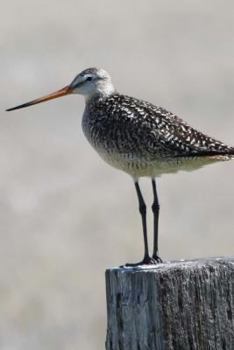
[85,81,115,102]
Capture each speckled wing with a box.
[138,97,234,159]
[84,94,234,163]
[93,94,234,160]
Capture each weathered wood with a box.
[105,257,234,350]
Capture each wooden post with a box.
[105,257,234,350]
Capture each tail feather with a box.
[175,147,234,159]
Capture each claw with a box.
[152,254,163,263]
[121,255,163,267]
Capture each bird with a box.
[6,67,234,266]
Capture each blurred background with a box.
[1,0,234,349]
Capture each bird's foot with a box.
[122,255,162,267]
[152,254,163,263]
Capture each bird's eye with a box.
[86,76,92,81]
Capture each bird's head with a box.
[6,67,115,112]
[70,67,114,98]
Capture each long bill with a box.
[6,85,72,112]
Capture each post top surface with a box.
[106,256,234,274]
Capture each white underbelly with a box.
[96,149,230,178]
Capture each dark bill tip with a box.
[6,102,35,112]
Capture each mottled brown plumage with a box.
[83,91,234,178]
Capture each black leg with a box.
[124,180,156,266]
[135,181,150,261]
[152,178,162,262]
